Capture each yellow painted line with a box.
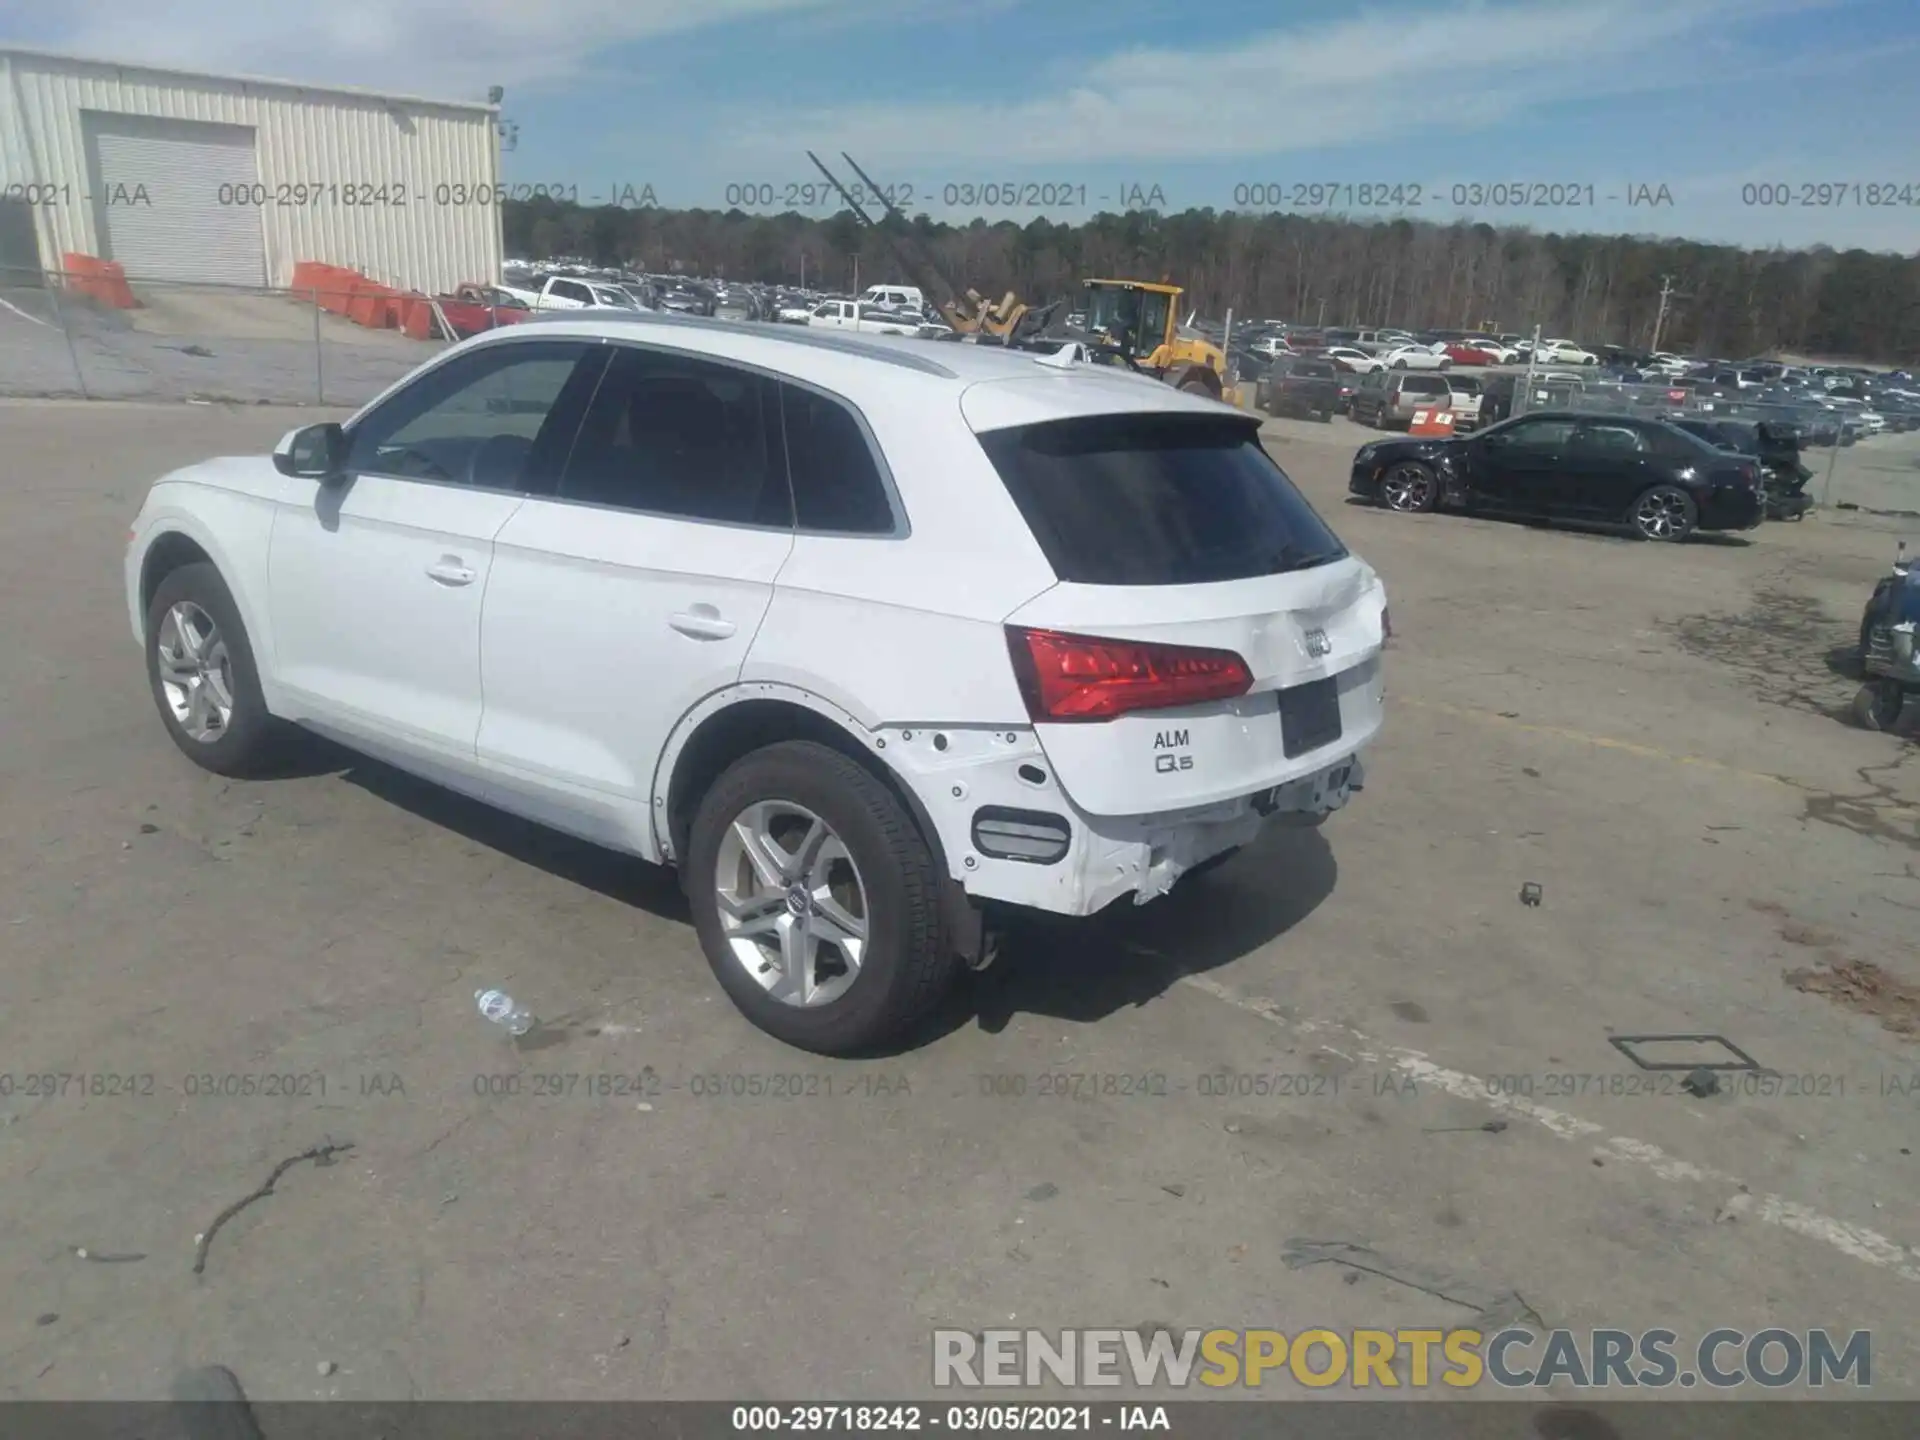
[1402,697,1920,820]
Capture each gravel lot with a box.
[2,400,1918,1411]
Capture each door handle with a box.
[669,607,736,640]
[426,556,476,586]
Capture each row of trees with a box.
[501,198,1920,362]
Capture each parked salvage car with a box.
[1853,541,1920,733]
[1323,345,1384,374]
[1444,376,1486,430]
[1267,357,1345,421]
[1348,412,1764,541]
[1667,417,1814,521]
[125,314,1385,1054]
[1534,339,1599,366]
[434,284,534,339]
[1350,371,1455,429]
[1381,344,1451,371]
[1442,342,1498,366]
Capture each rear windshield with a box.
[975,414,1347,586]
[1401,377,1450,395]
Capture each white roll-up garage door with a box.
[83,113,265,286]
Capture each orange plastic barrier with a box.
[1408,407,1458,437]
[60,253,138,308]
[293,259,440,339]
[397,297,434,340]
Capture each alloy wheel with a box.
[154,601,235,743]
[713,800,869,1008]
[1632,489,1688,539]
[1381,463,1435,512]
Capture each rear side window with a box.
[558,345,790,527]
[779,384,898,534]
[1571,422,1649,456]
[976,414,1347,587]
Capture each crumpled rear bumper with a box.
[968,751,1367,916]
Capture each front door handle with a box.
[669,607,736,640]
[426,556,476,586]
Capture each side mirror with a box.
[273,423,346,480]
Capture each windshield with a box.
[1084,285,1173,353]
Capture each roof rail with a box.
[522,308,958,378]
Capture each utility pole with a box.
[1649,274,1677,353]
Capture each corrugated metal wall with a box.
[0,49,502,293]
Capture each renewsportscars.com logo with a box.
[933,1328,1872,1390]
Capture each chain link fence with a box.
[1505,370,1860,447]
[0,267,454,407]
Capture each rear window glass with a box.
[1401,378,1449,395]
[976,414,1347,587]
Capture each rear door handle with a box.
[670,607,736,640]
[426,556,477,586]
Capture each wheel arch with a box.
[655,686,986,959]
[131,503,284,706]
[139,529,216,620]
[656,686,947,874]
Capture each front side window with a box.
[557,346,790,528]
[344,341,593,490]
[1487,417,1578,451]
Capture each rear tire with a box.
[1851,680,1904,732]
[1626,485,1697,542]
[144,562,282,777]
[686,740,955,1055]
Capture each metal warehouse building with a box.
[0,47,503,293]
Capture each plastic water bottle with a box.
[476,988,536,1037]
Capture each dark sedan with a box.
[1348,411,1765,541]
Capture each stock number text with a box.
[1234,182,1423,210]
[1742,181,1919,207]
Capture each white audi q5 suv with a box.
[126,312,1387,1053]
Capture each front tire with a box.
[144,562,281,776]
[1627,485,1698,542]
[686,740,955,1055]
[1380,460,1439,513]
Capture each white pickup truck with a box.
[806,300,928,335]
[498,274,638,312]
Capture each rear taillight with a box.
[1006,627,1253,722]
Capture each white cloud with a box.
[31,0,847,99]
[719,0,1833,165]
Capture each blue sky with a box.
[16,0,1920,250]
